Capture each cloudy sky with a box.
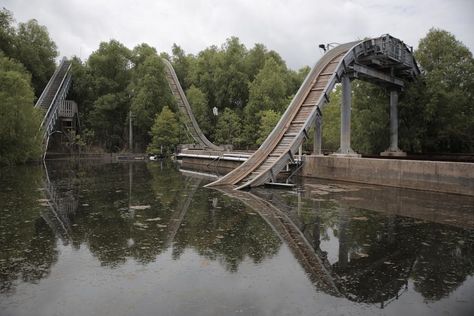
[4,0,474,69]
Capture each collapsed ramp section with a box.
[161,59,223,151]
[207,41,361,189]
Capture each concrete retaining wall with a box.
[301,155,474,196]
[180,156,242,170]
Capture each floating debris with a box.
[145,217,161,222]
[342,197,363,201]
[130,205,151,210]
[352,216,369,221]
[133,222,148,228]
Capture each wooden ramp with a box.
[206,41,361,189]
[162,59,223,151]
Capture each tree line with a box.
[1,7,473,164]
[69,37,310,153]
[68,28,474,155]
[0,8,57,165]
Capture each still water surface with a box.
[1,161,473,316]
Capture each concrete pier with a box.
[336,75,358,156]
[178,149,474,196]
[301,155,474,196]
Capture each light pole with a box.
[129,110,133,153]
[318,42,340,54]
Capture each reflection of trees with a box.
[411,225,474,301]
[40,161,281,272]
[68,162,179,267]
[251,186,474,306]
[1,161,282,295]
[171,190,281,272]
[0,165,58,294]
[219,187,341,295]
[4,161,471,305]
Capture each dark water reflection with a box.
[0,161,473,316]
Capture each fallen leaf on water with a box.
[130,205,151,210]
[145,217,161,222]
[352,216,368,221]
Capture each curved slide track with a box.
[162,59,223,151]
[207,35,418,189]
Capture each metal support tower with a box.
[313,110,322,155]
[336,75,359,156]
[381,89,406,156]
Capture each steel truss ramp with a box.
[207,35,419,190]
[35,57,72,158]
[162,59,223,151]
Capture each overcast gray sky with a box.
[3,0,474,69]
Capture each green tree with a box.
[214,37,249,110]
[244,43,268,81]
[400,28,474,152]
[319,82,389,155]
[246,57,290,114]
[256,110,280,145]
[321,85,342,152]
[0,8,15,57]
[287,65,311,95]
[86,40,132,150]
[244,57,291,146]
[88,92,129,151]
[130,43,157,66]
[171,44,193,91]
[128,50,174,150]
[88,40,131,95]
[147,106,179,154]
[0,54,42,164]
[186,85,212,137]
[214,108,242,146]
[69,57,95,123]
[187,46,220,111]
[352,81,389,154]
[13,19,58,96]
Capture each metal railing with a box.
[37,58,72,158]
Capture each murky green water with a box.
[1,160,473,316]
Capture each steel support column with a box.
[389,90,399,150]
[336,75,358,156]
[313,112,322,155]
[381,90,406,156]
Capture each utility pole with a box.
[129,111,133,152]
